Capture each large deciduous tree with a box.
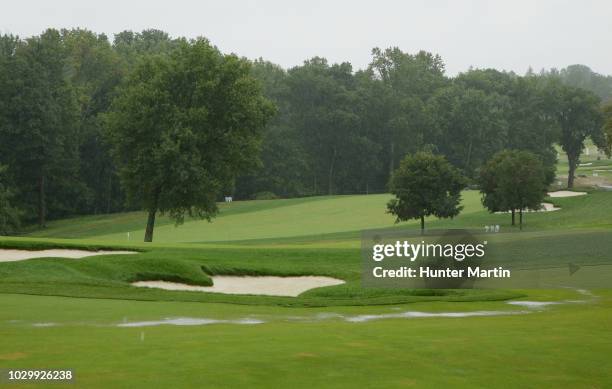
[553,84,604,188]
[479,150,552,229]
[105,38,274,242]
[600,101,612,157]
[387,152,465,233]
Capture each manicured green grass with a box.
[23,196,325,240]
[4,227,612,307]
[0,239,522,306]
[23,189,612,246]
[2,188,612,387]
[2,190,612,306]
[0,291,610,388]
[24,191,487,243]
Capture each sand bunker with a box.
[539,203,560,212]
[132,275,345,297]
[547,190,587,198]
[0,249,136,262]
[496,202,559,213]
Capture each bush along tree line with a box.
[1,28,611,239]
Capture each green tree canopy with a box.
[105,38,274,242]
[0,29,80,227]
[479,150,553,228]
[553,83,604,188]
[0,165,20,234]
[61,28,125,214]
[387,152,465,232]
[285,58,368,195]
[602,101,612,157]
[365,48,447,178]
[427,84,508,176]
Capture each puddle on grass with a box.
[505,288,598,309]
[31,322,58,327]
[116,310,531,327]
[343,310,529,323]
[506,301,561,308]
[116,317,265,327]
[9,289,595,328]
[573,288,595,297]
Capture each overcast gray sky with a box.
[2,0,612,75]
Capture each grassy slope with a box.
[0,242,521,306]
[2,183,612,387]
[2,190,612,305]
[23,189,612,246]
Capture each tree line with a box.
[1,28,611,235]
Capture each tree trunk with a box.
[511,210,515,226]
[519,209,523,230]
[144,209,157,242]
[567,154,577,188]
[420,215,425,235]
[38,175,46,228]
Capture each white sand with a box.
[547,190,587,198]
[0,249,136,262]
[496,202,559,213]
[540,202,560,212]
[132,275,345,297]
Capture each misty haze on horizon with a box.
[2,0,612,76]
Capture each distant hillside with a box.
[539,64,612,102]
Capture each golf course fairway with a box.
[1,188,611,388]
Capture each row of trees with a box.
[241,54,610,198]
[388,150,552,231]
[0,29,175,229]
[0,28,611,237]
